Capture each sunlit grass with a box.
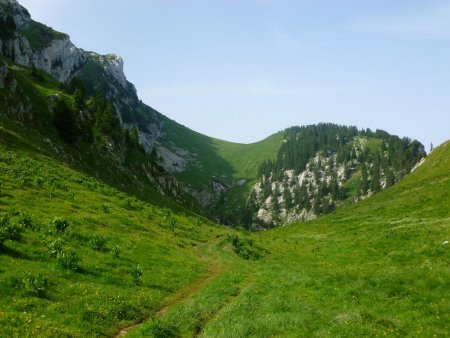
[0,124,448,337]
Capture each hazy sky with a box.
[20,0,449,148]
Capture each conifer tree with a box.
[73,88,84,111]
[371,163,381,193]
[53,98,79,143]
[359,163,369,196]
[284,187,293,209]
[385,168,395,188]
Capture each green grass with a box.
[162,117,283,189]
[1,132,448,336]
[0,141,231,337]
[20,21,69,50]
[131,141,449,337]
[213,131,284,180]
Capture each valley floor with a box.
[0,134,449,337]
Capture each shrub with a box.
[83,310,106,324]
[89,233,108,252]
[68,191,76,202]
[57,250,79,270]
[35,176,45,187]
[108,303,144,321]
[48,187,55,198]
[111,245,120,259]
[7,207,19,217]
[21,272,49,298]
[128,236,137,248]
[131,264,143,286]
[46,237,64,257]
[0,215,22,244]
[19,212,34,229]
[52,217,69,233]
[227,234,261,260]
[166,218,177,232]
[124,198,134,209]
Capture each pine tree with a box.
[130,127,139,145]
[385,169,395,188]
[272,195,280,222]
[284,187,293,209]
[53,98,79,143]
[73,88,84,111]
[330,176,339,200]
[359,163,369,196]
[371,158,381,193]
[313,194,321,215]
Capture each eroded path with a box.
[115,240,249,337]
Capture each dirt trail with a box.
[115,243,226,337]
[156,264,226,317]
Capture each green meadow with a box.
[1,120,448,337]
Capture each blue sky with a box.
[20,0,450,148]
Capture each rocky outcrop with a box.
[0,0,224,211]
[190,181,229,208]
[0,0,30,28]
[0,0,85,83]
[0,0,167,154]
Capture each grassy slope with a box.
[0,128,235,337]
[132,141,449,337]
[19,21,69,50]
[1,60,197,213]
[212,131,284,181]
[162,117,283,189]
[1,131,448,337]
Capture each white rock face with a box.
[157,146,188,173]
[0,1,132,86]
[190,181,229,207]
[411,157,426,172]
[34,38,87,83]
[102,54,127,88]
[5,34,87,83]
[0,0,31,28]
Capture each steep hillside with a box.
[0,56,199,212]
[0,135,234,337]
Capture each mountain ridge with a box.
[0,0,426,227]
